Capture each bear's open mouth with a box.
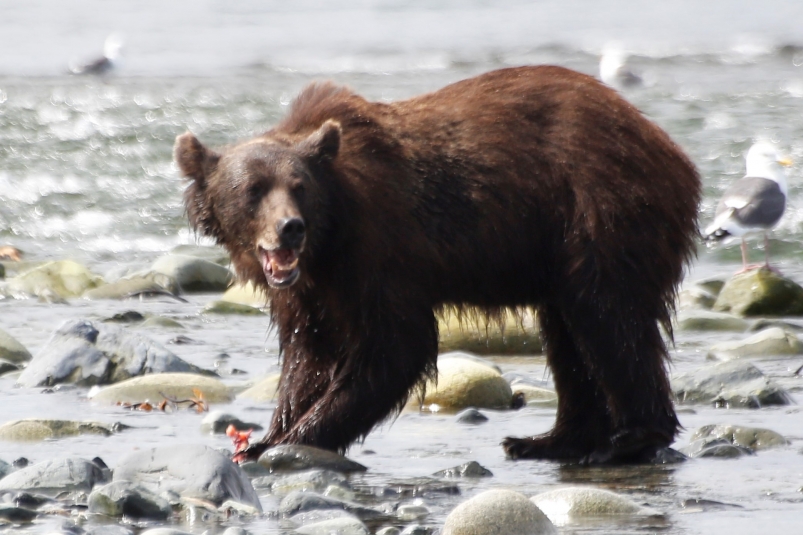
[259,246,301,288]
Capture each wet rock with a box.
[203,300,266,315]
[295,516,370,535]
[676,310,750,332]
[88,480,172,519]
[279,490,381,520]
[221,281,268,308]
[0,459,10,479]
[86,526,135,535]
[508,378,557,406]
[200,411,263,434]
[141,316,185,329]
[236,373,281,402]
[0,506,37,522]
[413,352,513,411]
[150,254,233,293]
[221,528,252,535]
[442,489,557,535]
[17,319,211,388]
[433,461,493,478]
[396,501,430,521]
[438,310,543,355]
[530,486,660,525]
[0,359,21,375]
[707,327,803,360]
[376,528,402,535]
[355,478,459,500]
[455,408,488,424]
[0,328,32,363]
[672,360,792,408]
[680,438,754,458]
[140,529,194,535]
[113,444,261,510]
[400,526,433,535]
[4,260,104,299]
[679,498,743,512]
[689,424,789,450]
[88,372,233,404]
[678,285,718,310]
[713,267,803,316]
[268,469,352,497]
[258,445,367,474]
[83,272,180,300]
[0,419,121,441]
[0,457,109,495]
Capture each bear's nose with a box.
[277,217,306,248]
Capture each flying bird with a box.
[69,34,124,76]
[704,142,793,272]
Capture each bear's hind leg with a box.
[503,305,613,461]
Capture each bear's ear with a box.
[173,131,220,186]
[298,120,341,162]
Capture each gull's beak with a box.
[779,157,793,167]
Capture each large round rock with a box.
[113,445,260,510]
[442,489,557,535]
[414,353,513,410]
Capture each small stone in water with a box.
[433,461,493,478]
[455,408,488,424]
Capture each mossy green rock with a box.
[0,328,32,363]
[0,419,118,441]
[221,281,268,308]
[88,373,233,404]
[676,310,749,332]
[412,353,513,411]
[204,300,266,315]
[438,309,542,355]
[238,373,281,402]
[6,260,104,299]
[713,268,803,317]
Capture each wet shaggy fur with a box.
[175,66,701,463]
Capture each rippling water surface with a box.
[2,1,803,534]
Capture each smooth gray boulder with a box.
[295,516,370,535]
[113,445,261,510]
[17,319,210,387]
[442,489,557,535]
[672,360,792,408]
[412,353,513,411]
[689,424,789,450]
[150,254,233,293]
[258,445,367,474]
[0,328,32,363]
[88,480,172,519]
[707,327,803,360]
[530,486,660,525]
[279,490,381,520]
[0,457,109,495]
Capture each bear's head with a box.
[174,120,341,289]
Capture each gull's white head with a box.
[745,142,792,193]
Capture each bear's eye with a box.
[247,182,266,201]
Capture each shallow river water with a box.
[2,1,803,534]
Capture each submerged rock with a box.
[713,268,803,317]
[88,372,233,404]
[672,359,792,408]
[442,489,557,535]
[266,469,352,496]
[412,352,513,411]
[279,490,381,520]
[689,424,789,450]
[84,272,180,300]
[88,480,172,519]
[150,254,233,293]
[530,486,660,526]
[0,419,122,441]
[707,327,803,360]
[680,438,754,458]
[203,300,265,315]
[676,310,750,332]
[438,310,542,355]
[17,319,211,387]
[258,445,367,474]
[0,328,32,363]
[113,444,261,510]
[0,457,109,495]
[432,461,493,478]
[4,260,104,299]
[455,408,489,424]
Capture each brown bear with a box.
[174,65,700,464]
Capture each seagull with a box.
[599,49,642,89]
[704,142,793,272]
[69,34,124,76]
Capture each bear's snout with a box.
[277,217,306,249]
